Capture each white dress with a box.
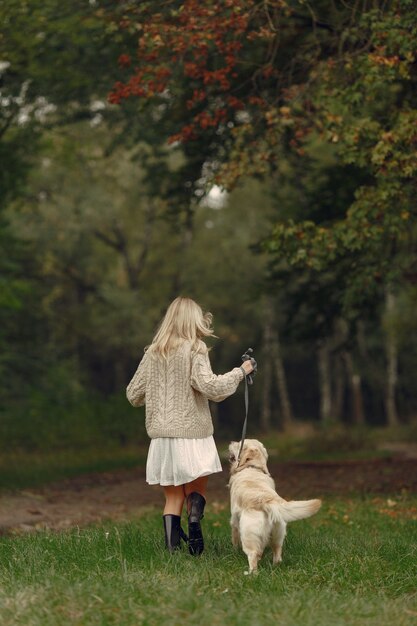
[146,435,223,486]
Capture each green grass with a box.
[0,498,416,625]
[224,422,417,462]
[253,427,389,462]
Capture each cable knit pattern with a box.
[126,340,244,438]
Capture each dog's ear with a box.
[243,442,268,466]
[258,442,268,461]
[243,446,257,464]
[228,441,239,463]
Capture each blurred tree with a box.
[6,116,281,434]
[2,0,417,453]
[0,0,134,201]
[110,1,417,424]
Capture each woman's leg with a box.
[185,476,208,556]
[184,476,208,500]
[162,485,187,552]
[163,485,186,516]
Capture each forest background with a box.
[1,0,416,468]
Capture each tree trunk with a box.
[260,310,273,431]
[169,203,195,296]
[261,297,293,430]
[260,361,272,431]
[270,327,293,428]
[344,351,365,425]
[384,289,399,426]
[317,341,332,423]
[332,354,345,421]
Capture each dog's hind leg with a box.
[240,511,265,574]
[230,512,240,548]
[271,520,286,565]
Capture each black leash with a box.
[237,374,249,465]
[237,348,257,465]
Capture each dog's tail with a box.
[270,498,322,523]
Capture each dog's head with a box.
[228,439,269,475]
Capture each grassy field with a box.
[0,498,416,626]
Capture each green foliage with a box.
[0,362,146,452]
[0,0,132,217]
[111,1,417,313]
[262,5,417,312]
[0,0,128,106]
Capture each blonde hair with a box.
[148,297,216,358]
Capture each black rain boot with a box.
[187,492,206,556]
[162,515,188,553]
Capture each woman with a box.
[126,296,254,555]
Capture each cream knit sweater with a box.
[126,340,244,439]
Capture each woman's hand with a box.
[241,359,254,375]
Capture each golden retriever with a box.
[228,439,321,574]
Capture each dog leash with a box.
[237,348,256,465]
[237,374,249,465]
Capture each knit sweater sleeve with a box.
[191,349,244,402]
[126,350,149,407]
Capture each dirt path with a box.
[1,458,416,535]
